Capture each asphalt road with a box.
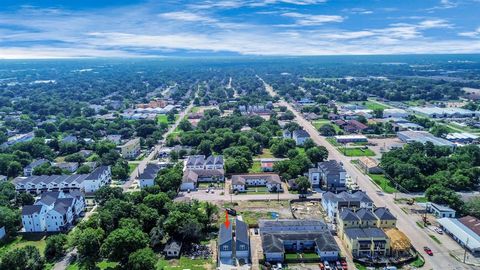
[258,77,474,270]
[122,97,195,191]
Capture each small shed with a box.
[164,240,182,258]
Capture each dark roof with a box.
[235,219,249,244]
[374,207,397,221]
[25,159,49,170]
[205,155,224,165]
[318,160,346,176]
[261,233,285,253]
[339,209,359,222]
[323,191,373,204]
[293,129,310,138]
[22,205,43,215]
[164,240,182,252]
[139,163,162,180]
[85,166,109,180]
[345,120,368,130]
[219,223,233,245]
[231,173,281,186]
[458,215,480,236]
[356,208,377,221]
[182,169,224,183]
[38,192,60,205]
[259,219,326,228]
[315,233,340,252]
[186,155,205,166]
[345,228,387,239]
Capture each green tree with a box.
[127,248,157,270]
[0,206,21,238]
[319,124,336,136]
[100,227,149,264]
[95,186,124,206]
[0,246,44,270]
[76,164,91,174]
[178,119,193,132]
[73,227,105,263]
[306,146,328,164]
[295,176,311,194]
[45,234,68,261]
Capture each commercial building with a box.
[21,191,85,232]
[426,202,456,218]
[445,132,479,144]
[397,131,455,148]
[410,106,479,118]
[383,109,409,119]
[308,160,346,191]
[14,166,111,194]
[231,173,283,193]
[437,217,480,255]
[117,138,141,159]
[335,135,368,144]
[358,157,383,174]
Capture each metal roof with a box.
[438,218,480,251]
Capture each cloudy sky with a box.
[0,0,479,58]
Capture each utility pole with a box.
[463,237,469,263]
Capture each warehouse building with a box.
[397,131,455,148]
[409,106,479,118]
[437,217,480,255]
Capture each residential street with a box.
[259,77,475,270]
[122,95,195,191]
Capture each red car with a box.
[424,246,433,256]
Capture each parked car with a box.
[424,246,433,256]
[434,227,443,234]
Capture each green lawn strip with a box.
[312,120,341,133]
[368,174,397,194]
[410,255,425,268]
[285,253,299,260]
[354,263,369,270]
[429,234,442,244]
[157,256,213,270]
[128,162,139,174]
[364,100,391,110]
[67,261,119,270]
[416,221,425,229]
[414,196,428,203]
[0,236,47,257]
[256,148,274,158]
[340,148,375,157]
[157,115,169,124]
[326,137,340,147]
[249,161,263,173]
[301,252,319,259]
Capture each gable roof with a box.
[139,163,162,180]
[340,209,359,222]
[219,223,233,245]
[293,129,310,138]
[22,205,44,215]
[235,219,249,244]
[374,207,397,221]
[231,173,281,186]
[25,159,50,170]
[356,208,377,221]
[261,233,285,253]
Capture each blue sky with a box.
[0,0,479,58]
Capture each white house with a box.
[139,163,162,188]
[231,173,283,193]
[321,191,374,220]
[81,166,111,193]
[21,191,85,233]
[184,155,224,170]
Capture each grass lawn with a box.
[429,234,442,244]
[0,236,47,257]
[190,106,201,113]
[157,114,169,124]
[410,255,425,268]
[285,253,299,260]
[414,196,428,203]
[66,261,119,270]
[312,120,341,133]
[243,186,271,194]
[128,162,139,174]
[354,263,368,270]
[301,252,319,259]
[248,161,263,173]
[157,257,213,270]
[368,174,397,194]
[340,147,375,157]
[257,148,274,158]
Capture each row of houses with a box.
[308,160,347,192]
[13,166,111,194]
[218,218,250,264]
[22,191,85,232]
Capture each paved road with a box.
[177,189,321,202]
[53,205,98,270]
[258,77,474,270]
[122,96,196,191]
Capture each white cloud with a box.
[459,27,480,38]
[281,12,344,26]
[158,11,217,23]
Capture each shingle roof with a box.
[315,233,340,252]
[293,129,310,138]
[345,227,387,239]
[85,166,109,180]
[231,173,281,186]
[261,233,285,253]
[339,209,359,222]
[374,207,396,221]
[259,219,326,228]
[318,160,346,176]
[22,205,43,215]
[219,223,233,245]
[356,208,377,221]
[164,240,182,252]
[25,159,50,170]
[139,163,162,180]
[235,219,249,244]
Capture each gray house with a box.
[218,223,233,259]
[24,159,50,176]
[235,219,250,262]
[308,160,346,191]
